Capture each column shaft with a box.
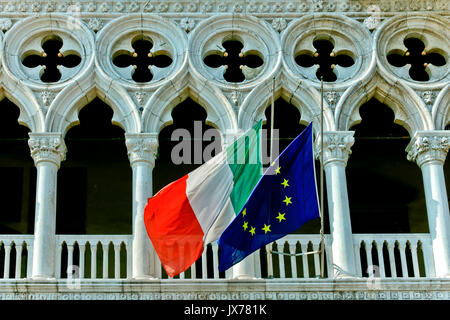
[126,133,159,279]
[319,131,357,278]
[28,133,66,279]
[407,131,450,277]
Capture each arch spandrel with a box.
[335,73,433,135]
[45,77,140,135]
[142,75,237,135]
[239,75,335,133]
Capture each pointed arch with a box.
[142,75,237,134]
[239,74,335,133]
[44,75,140,135]
[335,72,433,135]
[432,84,450,130]
[0,81,44,132]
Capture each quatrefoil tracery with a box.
[21,35,82,83]
[387,37,446,82]
[203,40,264,83]
[295,39,355,82]
[112,37,173,83]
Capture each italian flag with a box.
[144,122,262,277]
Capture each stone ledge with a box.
[0,278,448,300]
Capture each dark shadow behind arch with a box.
[0,98,36,234]
[262,98,325,235]
[58,98,131,234]
[153,98,220,193]
[347,98,427,233]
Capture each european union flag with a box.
[218,123,320,272]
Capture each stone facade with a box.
[0,0,449,300]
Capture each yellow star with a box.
[281,179,289,188]
[276,212,286,222]
[262,224,271,234]
[249,226,256,236]
[243,221,248,231]
[242,208,246,217]
[275,166,281,175]
[283,196,292,206]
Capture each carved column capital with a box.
[28,133,66,168]
[406,131,450,167]
[125,133,159,167]
[315,131,355,166]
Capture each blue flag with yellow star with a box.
[217,123,320,272]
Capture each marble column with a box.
[28,133,66,279]
[125,133,159,279]
[407,131,450,277]
[317,131,358,277]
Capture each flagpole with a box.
[266,76,276,279]
[320,76,325,279]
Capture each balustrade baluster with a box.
[3,243,11,279]
[387,241,397,278]
[410,242,420,278]
[278,241,286,278]
[55,242,62,278]
[399,241,408,277]
[300,243,309,278]
[354,242,362,277]
[212,243,219,279]
[313,242,320,277]
[375,241,386,278]
[79,244,85,279]
[91,243,97,279]
[114,244,121,279]
[201,248,208,279]
[26,243,33,278]
[102,242,109,279]
[289,242,297,278]
[67,243,74,279]
[365,242,373,276]
[15,243,23,279]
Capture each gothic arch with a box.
[335,73,433,135]
[142,75,237,134]
[0,82,44,132]
[239,73,335,132]
[45,75,140,135]
[432,84,450,130]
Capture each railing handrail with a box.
[55,234,132,246]
[352,233,432,245]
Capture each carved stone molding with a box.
[315,131,355,166]
[28,133,67,168]
[0,1,445,15]
[125,133,159,167]
[406,131,450,167]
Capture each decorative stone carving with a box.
[180,17,195,33]
[28,133,67,167]
[272,18,287,33]
[315,131,355,166]
[375,14,449,87]
[406,131,450,167]
[325,91,340,111]
[125,133,159,167]
[40,90,56,107]
[421,90,437,106]
[189,14,280,89]
[0,17,12,31]
[134,90,148,106]
[282,14,373,88]
[87,18,103,32]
